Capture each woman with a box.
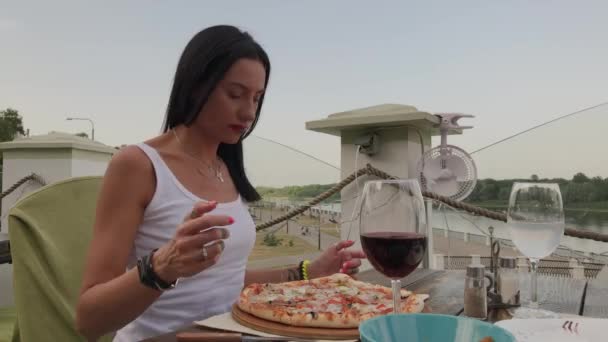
[75,25,365,342]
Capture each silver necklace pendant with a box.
[206,165,224,183]
[173,129,224,183]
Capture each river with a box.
[310,201,608,256]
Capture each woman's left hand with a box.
[308,240,366,278]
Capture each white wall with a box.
[1,150,113,232]
[71,158,110,178]
[339,127,433,272]
[1,156,70,232]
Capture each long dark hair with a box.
[162,25,270,202]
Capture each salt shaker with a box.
[464,264,491,319]
[497,257,520,306]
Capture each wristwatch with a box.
[137,249,178,291]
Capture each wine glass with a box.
[507,182,565,311]
[359,179,427,314]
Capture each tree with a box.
[75,132,89,138]
[479,179,500,201]
[498,187,511,201]
[531,174,539,181]
[0,108,25,142]
[572,172,590,184]
[0,108,26,169]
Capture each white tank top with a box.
[113,143,256,342]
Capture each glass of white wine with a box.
[507,182,565,312]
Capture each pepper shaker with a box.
[464,264,492,320]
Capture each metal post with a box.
[488,226,495,271]
[66,117,95,140]
[423,199,433,269]
[318,214,322,250]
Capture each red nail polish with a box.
[228,217,234,224]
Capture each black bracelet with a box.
[137,249,178,291]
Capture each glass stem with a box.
[391,279,401,314]
[529,258,539,309]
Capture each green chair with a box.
[7,176,113,342]
[0,306,17,342]
[1,233,16,341]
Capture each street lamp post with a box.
[66,117,95,140]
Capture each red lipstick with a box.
[229,124,247,133]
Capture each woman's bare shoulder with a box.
[102,144,157,206]
[110,145,152,174]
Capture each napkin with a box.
[495,318,607,342]
[194,312,358,342]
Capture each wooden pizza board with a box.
[231,304,360,340]
[231,298,431,341]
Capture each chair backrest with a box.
[8,176,113,342]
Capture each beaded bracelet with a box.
[298,259,311,280]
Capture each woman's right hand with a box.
[151,201,232,283]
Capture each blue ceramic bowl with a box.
[359,314,516,342]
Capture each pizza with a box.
[237,273,429,328]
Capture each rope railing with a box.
[0,173,46,199]
[255,164,608,243]
[0,173,46,264]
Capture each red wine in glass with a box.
[361,232,427,279]
[358,179,427,314]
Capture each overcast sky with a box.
[2,1,606,186]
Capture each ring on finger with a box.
[201,246,209,260]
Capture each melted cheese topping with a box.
[248,280,398,316]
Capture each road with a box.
[253,207,340,251]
